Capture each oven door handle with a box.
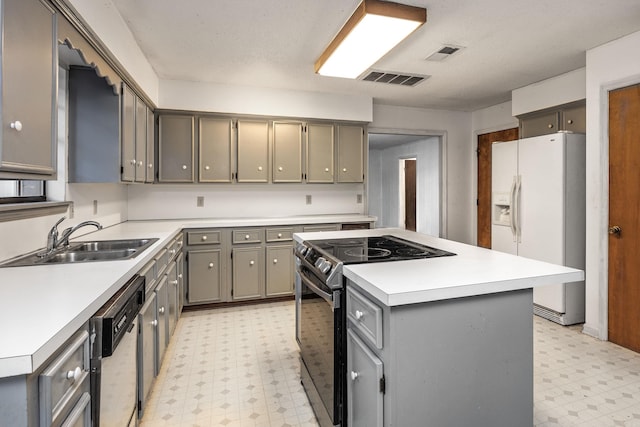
[298,270,339,309]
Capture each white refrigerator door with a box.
[517,134,566,313]
[491,140,517,255]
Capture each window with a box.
[0,180,46,204]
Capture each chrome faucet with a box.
[39,217,103,257]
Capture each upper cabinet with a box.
[272,121,302,183]
[519,101,586,138]
[336,124,365,183]
[158,114,195,183]
[0,0,57,179]
[121,84,153,183]
[199,117,233,183]
[237,120,269,183]
[306,123,335,183]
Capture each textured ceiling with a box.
[111,0,640,111]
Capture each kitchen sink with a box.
[0,238,158,267]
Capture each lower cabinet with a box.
[137,292,156,417]
[232,246,264,300]
[154,276,169,375]
[176,252,185,315]
[347,329,384,427]
[166,261,179,337]
[187,248,224,303]
[265,245,294,297]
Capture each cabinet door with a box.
[0,0,56,176]
[337,125,364,183]
[158,114,194,182]
[199,117,233,182]
[145,107,155,182]
[347,329,384,427]
[237,120,269,182]
[176,251,185,316]
[137,293,156,417]
[232,246,264,300]
[519,111,559,138]
[306,123,334,183]
[266,245,294,297]
[273,122,302,182]
[134,97,147,183]
[154,276,169,374]
[121,84,136,182]
[561,104,586,134]
[166,262,178,338]
[187,249,223,303]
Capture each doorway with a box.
[399,158,417,231]
[608,82,640,352]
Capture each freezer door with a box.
[491,140,518,254]
[517,134,566,312]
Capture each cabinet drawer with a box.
[187,230,221,245]
[39,329,90,427]
[139,261,157,297]
[347,287,383,349]
[169,237,183,258]
[154,248,169,275]
[302,224,340,232]
[232,229,263,244]
[266,227,293,242]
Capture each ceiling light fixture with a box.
[315,0,427,79]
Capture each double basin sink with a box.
[0,238,158,267]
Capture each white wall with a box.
[583,30,640,339]
[512,68,586,116]
[370,105,472,244]
[369,137,440,236]
[127,184,365,220]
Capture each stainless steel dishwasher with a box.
[90,275,145,427]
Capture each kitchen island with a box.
[294,228,584,427]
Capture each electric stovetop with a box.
[307,234,456,264]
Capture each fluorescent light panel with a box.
[315,0,426,79]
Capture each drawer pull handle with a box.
[208,262,214,268]
[277,233,282,238]
[202,235,208,241]
[350,371,359,381]
[355,310,365,320]
[159,306,165,315]
[249,260,255,266]
[245,234,250,240]
[66,366,82,382]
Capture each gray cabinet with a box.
[187,248,224,303]
[121,84,136,182]
[337,124,365,183]
[176,251,185,316]
[306,123,335,183]
[146,108,155,182]
[519,101,586,138]
[237,120,269,182]
[154,276,169,374]
[0,0,57,179]
[560,103,586,134]
[232,246,264,300]
[158,114,195,182]
[272,121,302,182]
[166,261,178,338]
[265,245,294,297]
[199,117,233,182]
[347,329,384,427]
[137,293,156,418]
[134,97,148,183]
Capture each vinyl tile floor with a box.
[140,300,640,427]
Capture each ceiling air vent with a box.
[425,44,464,62]
[360,70,430,87]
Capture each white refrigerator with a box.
[491,132,586,325]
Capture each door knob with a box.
[609,225,621,236]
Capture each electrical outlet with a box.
[197,196,205,207]
[306,195,312,205]
[357,194,363,204]
[93,200,98,215]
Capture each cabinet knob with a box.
[138,160,143,166]
[350,371,359,381]
[170,249,176,255]
[325,168,330,172]
[208,262,214,268]
[547,124,554,129]
[178,274,183,279]
[249,260,255,266]
[130,159,137,165]
[9,121,22,131]
[182,165,187,170]
[245,234,250,240]
[567,119,574,124]
[159,306,165,314]
[148,163,153,169]
[202,235,207,241]
[171,279,178,286]
[355,310,365,320]
[277,233,282,238]
[609,225,621,236]
[273,258,278,264]
[205,165,210,171]
[258,166,263,171]
[66,366,82,382]
[151,319,158,327]
[278,166,283,171]
[342,168,347,172]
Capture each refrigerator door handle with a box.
[509,176,517,241]
[516,175,522,243]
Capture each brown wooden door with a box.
[477,128,518,248]
[608,83,640,352]
[405,159,416,231]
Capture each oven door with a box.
[297,264,344,427]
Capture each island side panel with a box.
[386,288,534,427]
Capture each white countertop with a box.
[0,214,374,378]
[295,228,585,307]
